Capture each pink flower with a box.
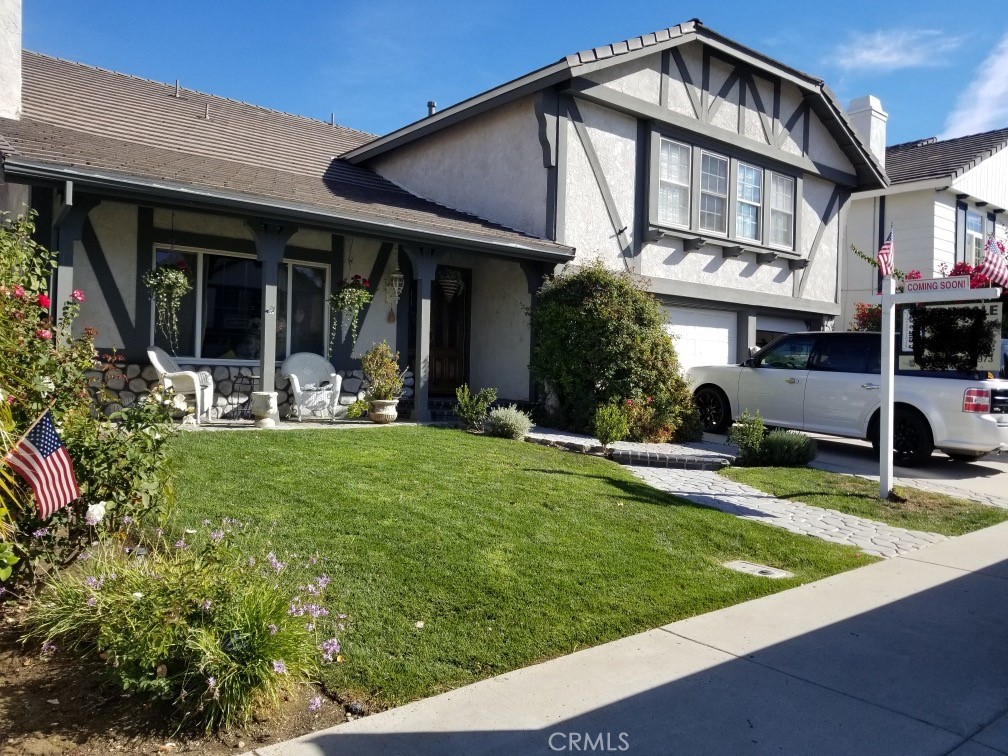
[37,293,51,309]
[36,328,52,340]
[71,289,85,302]
[12,285,25,299]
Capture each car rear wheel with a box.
[869,408,934,467]
[694,386,731,433]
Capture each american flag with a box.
[976,235,1008,288]
[877,228,894,277]
[5,410,80,518]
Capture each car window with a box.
[810,334,872,373]
[757,335,815,369]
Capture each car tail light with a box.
[963,388,991,413]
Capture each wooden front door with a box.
[429,266,470,396]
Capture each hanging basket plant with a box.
[438,268,464,301]
[329,274,372,350]
[143,263,192,353]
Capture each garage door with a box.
[664,307,737,371]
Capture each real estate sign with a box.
[899,301,1002,372]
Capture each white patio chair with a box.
[147,346,213,424]
[280,353,342,422]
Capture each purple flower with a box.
[316,574,330,590]
[319,638,341,663]
[248,556,256,567]
[32,527,49,538]
[288,601,304,617]
[308,696,322,713]
[207,676,217,689]
[201,599,212,611]
[272,659,287,674]
[209,530,224,544]
[267,552,285,572]
[268,623,278,635]
[305,622,315,632]
[84,576,101,590]
[86,596,96,607]
[122,516,133,526]
[41,640,57,655]
[174,539,188,550]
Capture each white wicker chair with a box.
[147,346,213,424]
[280,353,342,422]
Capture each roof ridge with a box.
[22,49,377,140]
[888,126,1008,152]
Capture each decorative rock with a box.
[102,402,123,416]
[357,390,367,401]
[128,378,148,393]
[106,375,126,391]
[401,387,414,399]
[403,376,415,387]
[238,366,252,377]
[276,390,288,405]
[349,370,364,380]
[141,365,160,381]
[218,380,233,397]
[343,377,363,394]
[339,395,357,406]
[119,390,136,407]
[212,366,229,381]
[126,364,142,379]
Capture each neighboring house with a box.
[0,5,885,420]
[843,103,1008,328]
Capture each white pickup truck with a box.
[687,331,1008,466]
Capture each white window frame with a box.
[698,150,729,236]
[966,209,985,268]
[735,161,762,242]
[657,137,692,228]
[149,245,330,364]
[768,171,795,251]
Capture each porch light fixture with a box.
[385,268,406,323]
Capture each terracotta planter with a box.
[368,399,399,424]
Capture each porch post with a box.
[52,195,97,325]
[520,261,549,405]
[403,245,445,422]
[247,221,296,393]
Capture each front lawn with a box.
[169,427,871,708]
[720,466,1008,535]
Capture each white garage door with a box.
[664,307,737,371]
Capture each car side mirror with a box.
[743,357,756,367]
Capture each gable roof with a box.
[0,52,571,261]
[341,19,886,189]
[885,127,1008,184]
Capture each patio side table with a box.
[231,374,259,420]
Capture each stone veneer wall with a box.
[86,363,416,421]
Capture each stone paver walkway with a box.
[628,467,947,559]
[526,426,734,470]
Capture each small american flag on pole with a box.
[4,410,80,518]
[877,227,894,277]
[976,235,1008,288]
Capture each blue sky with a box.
[25,1,1008,144]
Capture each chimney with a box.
[427,100,436,117]
[0,0,20,120]
[847,95,887,169]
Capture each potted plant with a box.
[143,262,193,353]
[329,274,372,349]
[361,340,404,423]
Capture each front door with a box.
[428,266,470,396]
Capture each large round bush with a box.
[530,263,701,442]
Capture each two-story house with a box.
[0,7,885,420]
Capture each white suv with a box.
[687,331,1008,466]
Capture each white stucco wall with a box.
[153,208,254,241]
[341,236,396,359]
[468,257,530,400]
[588,55,661,104]
[369,95,550,238]
[797,176,840,302]
[75,202,138,349]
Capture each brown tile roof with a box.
[886,127,1008,184]
[0,52,570,258]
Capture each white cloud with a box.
[940,31,1008,139]
[833,30,964,72]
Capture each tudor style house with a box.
[843,103,1008,328]
[0,6,886,420]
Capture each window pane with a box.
[700,193,727,233]
[770,173,794,210]
[737,202,760,241]
[658,138,690,226]
[769,173,795,248]
[201,254,263,360]
[289,264,327,355]
[737,163,762,204]
[152,249,197,356]
[759,335,815,369]
[700,153,728,195]
[966,210,984,233]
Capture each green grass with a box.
[168,426,873,708]
[720,466,1008,536]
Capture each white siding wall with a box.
[952,148,1008,210]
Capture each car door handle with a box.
[861,383,879,390]
[786,377,802,384]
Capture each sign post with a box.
[877,278,1002,499]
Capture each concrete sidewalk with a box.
[252,522,1008,756]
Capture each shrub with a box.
[454,384,497,431]
[361,341,403,400]
[727,411,765,465]
[529,262,700,442]
[485,404,533,440]
[346,398,368,419]
[593,401,628,448]
[25,521,343,732]
[756,430,819,467]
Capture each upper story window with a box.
[966,209,985,268]
[657,138,691,227]
[650,134,798,253]
[152,247,329,361]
